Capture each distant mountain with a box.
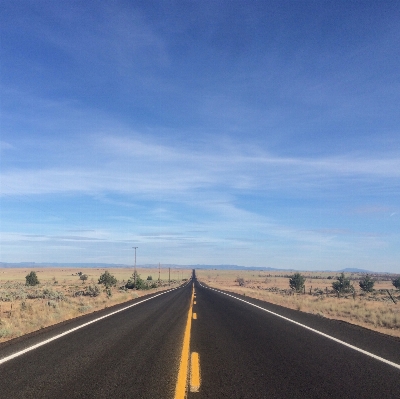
[189,264,286,271]
[337,268,372,273]
[0,262,288,271]
[0,262,382,273]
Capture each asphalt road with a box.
[190,280,400,398]
[1,274,399,398]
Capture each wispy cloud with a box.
[0,141,14,151]
[1,133,399,199]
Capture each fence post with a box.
[387,290,397,304]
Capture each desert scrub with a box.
[0,277,178,343]
[25,288,66,301]
[0,282,28,301]
[78,305,92,313]
[0,285,67,303]
[0,327,12,338]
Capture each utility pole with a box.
[169,267,171,286]
[132,247,138,288]
[158,262,161,287]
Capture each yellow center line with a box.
[190,352,201,392]
[174,283,195,399]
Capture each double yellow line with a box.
[174,283,200,398]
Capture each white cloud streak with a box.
[1,133,399,199]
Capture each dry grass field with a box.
[0,267,191,343]
[196,269,400,338]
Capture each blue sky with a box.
[1,1,399,271]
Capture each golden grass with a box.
[0,267,191,343]
[196,269,400,338]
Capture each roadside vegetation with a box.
[0,267,189,343]
[289,272,305,293]
[197,269,400,338]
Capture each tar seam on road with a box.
[201,284,400,371]
[175,284,195,399]
[0,285,186,366]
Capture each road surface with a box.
[0,273,399,398]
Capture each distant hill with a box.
[189,264,294,271]
[0,262,383,273]
[337,268,372,273]
[0,262,284,271]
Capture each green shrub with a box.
[125,271,148,290]
[98,271,117,288]
[332,273,354,295]
[359,275,375,292]
[25,271,40,286]
[147,275,153,280]
[392,277,400,290]
[289,273,305,292]
[42,289,66,301]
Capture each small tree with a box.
[392,277,400,290]
[332,273,353,296]
[125,271,146,290]
[98,271,117,288]
[80,274,88,284]
[359,275,374,292]
[147,275,153,280]
[289,273,305,292]
[25,271,40,286]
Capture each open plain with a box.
[0,267,191,343]
[1,267,399,344]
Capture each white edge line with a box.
[199,283,400,371]
[0,282,191,366]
